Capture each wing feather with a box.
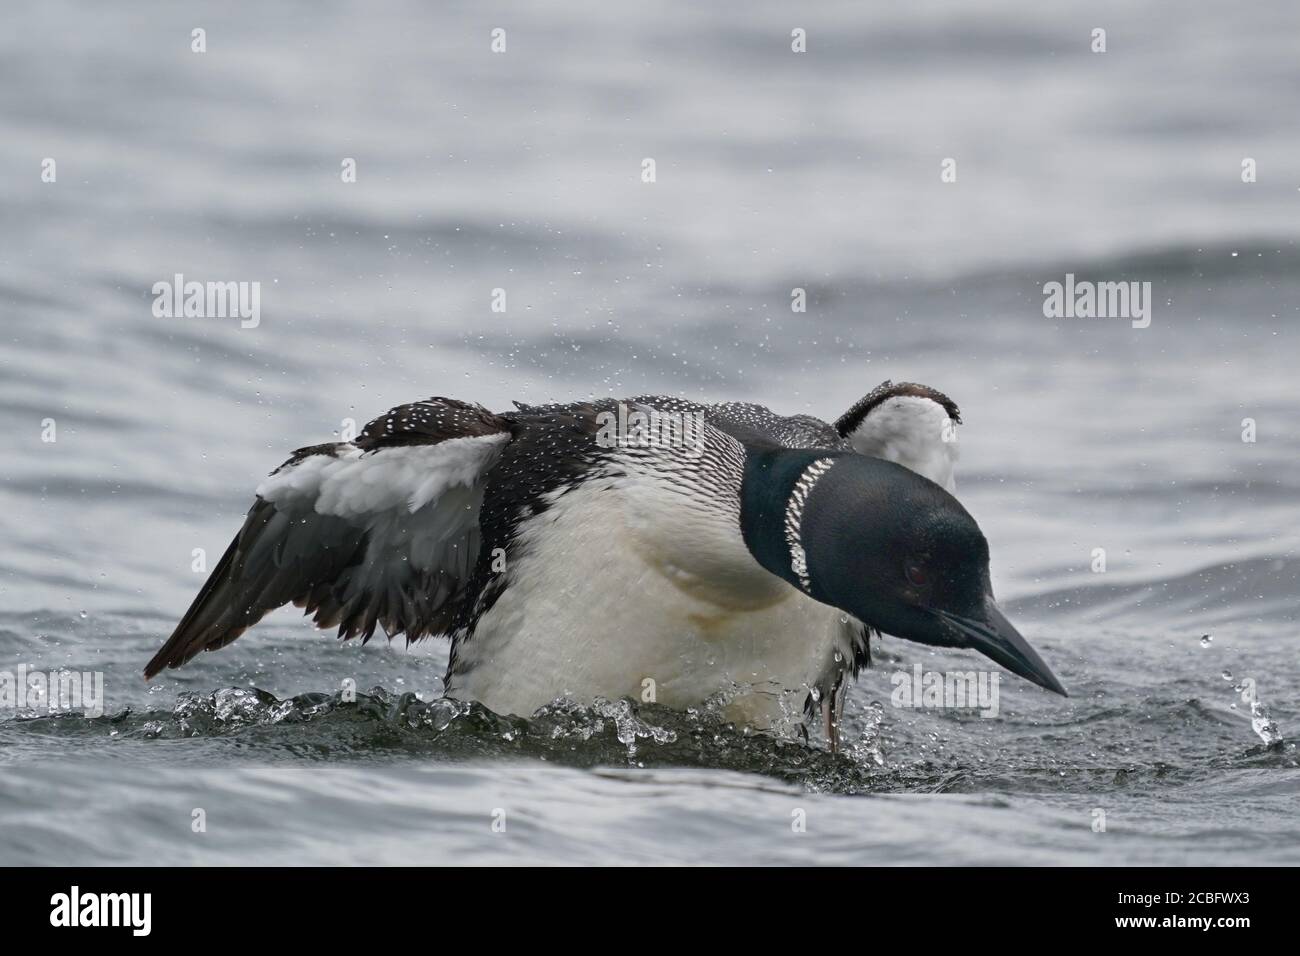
[144,398,512,678]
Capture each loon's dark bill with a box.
[937,600,1068,697]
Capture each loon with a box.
[144,381,1066,749]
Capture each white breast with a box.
[446,458,842,730]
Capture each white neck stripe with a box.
[783,457,835,592]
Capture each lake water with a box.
[1,0,1297,865]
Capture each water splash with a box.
[845,699,887,767]
[17,685,883,790]
[1249,700,1284,747]
[1227,678,1285,748]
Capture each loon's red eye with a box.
[905,562,928,588]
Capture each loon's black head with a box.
[741,450,1067,696]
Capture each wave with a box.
[3,682,1290,794]
[0,686,895,793]
[1008,554,1300,625]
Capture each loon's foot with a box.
[821,696,838,754]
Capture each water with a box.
[1,0,1297,865]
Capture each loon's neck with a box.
[738,447,846,598]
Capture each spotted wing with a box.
[144,398,513,678]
